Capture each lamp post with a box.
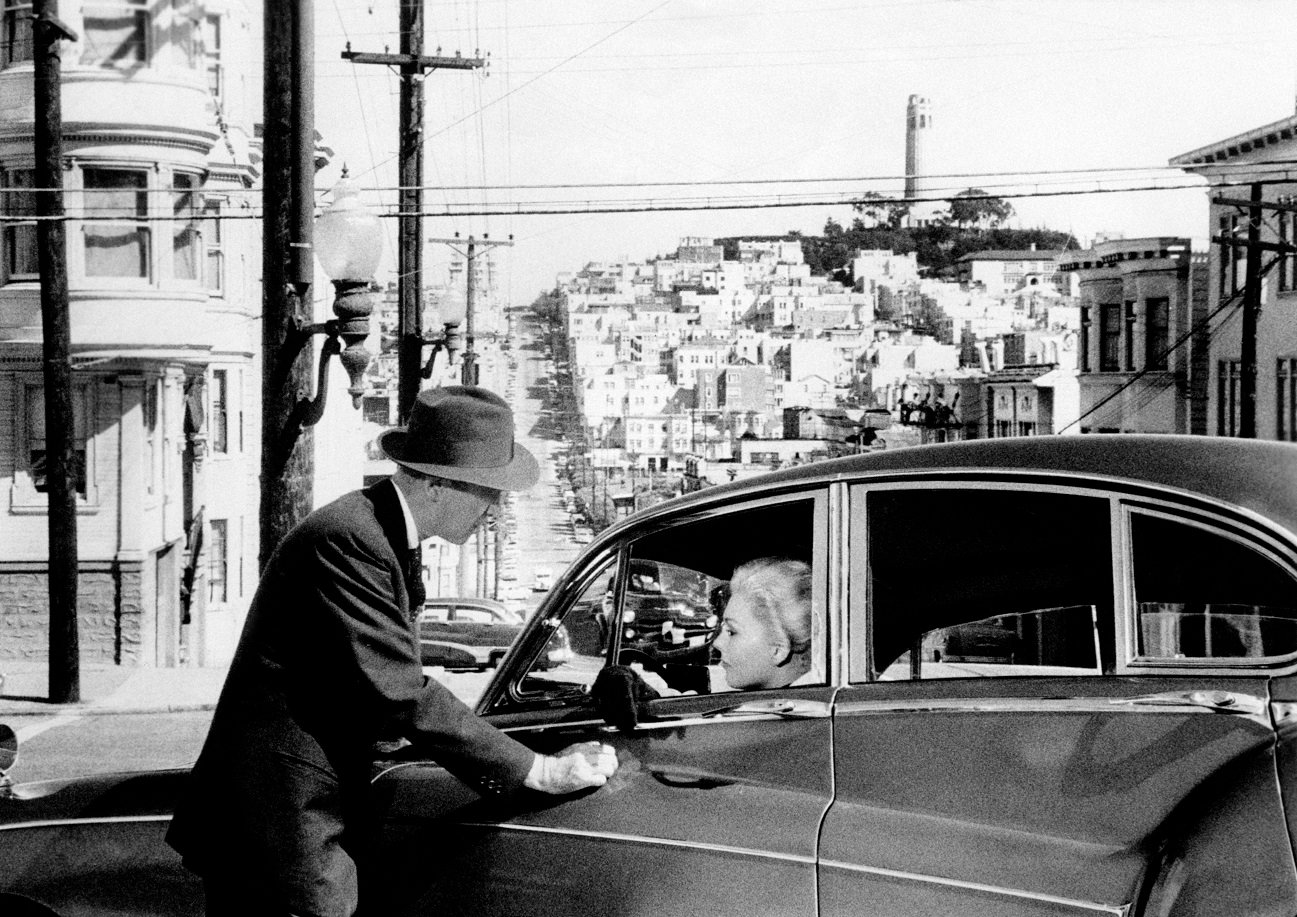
[291,174,382,430]
[418,294,467,386]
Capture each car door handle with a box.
[649,766,735,790]
[1115,690,1266,716]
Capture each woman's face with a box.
[714,588,784,690]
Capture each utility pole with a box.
[1240,183,1263,438]
[260,0,316,569]
[1211,187,1297,439]
[32,1,79,703]
[426,235,514,385]
[343,8,485,423]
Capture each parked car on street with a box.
[6,437,1297,917]
[416,597,524,671]
[531,570,554,592]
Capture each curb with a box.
[0,701,218,717]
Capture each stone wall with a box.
[0,561,144,664]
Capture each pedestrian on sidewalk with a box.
[167,386,617,917]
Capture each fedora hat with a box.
[378,386,539,491]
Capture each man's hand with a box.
[524,742,618,794]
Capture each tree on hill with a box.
[852,192,911,229]
[945,188,1015,229]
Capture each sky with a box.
[308,0,1297,304]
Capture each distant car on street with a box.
[532,570,554,592]
[417,597,523,671]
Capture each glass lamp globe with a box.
[315,176,383,281]
[439,292,468,326]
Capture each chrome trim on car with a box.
[835,694,1271,726]
[0,814,171,832]
[460,819,816,866]
[817,859,1130,916]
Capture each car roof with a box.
[422,597,510,613]
[630,435,1297,537]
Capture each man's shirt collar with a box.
[389,478,420,550]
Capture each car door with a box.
[367,489,836,917]
[820,480,1297,917]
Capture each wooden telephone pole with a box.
[260,0,316,568]
[426,235,514,385]
[342,2,484,423]
[32,1,79,702]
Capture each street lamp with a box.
[420,293,468,383]
[294,173,382,427]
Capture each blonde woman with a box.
[714,557,818,690]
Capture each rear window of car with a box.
[1131,509,1297,662]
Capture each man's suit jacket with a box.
[166,481,535,915]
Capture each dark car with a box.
[417,597,524,671]
[7,436,1297,917]
[419,597,572,672]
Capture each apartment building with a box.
[0,2,361,667]
[1059,238,1208,434]
[1171,111,1297,441]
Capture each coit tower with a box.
[904,94,932,199]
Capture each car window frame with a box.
[610,487,835,696]
[847,472,1297,684]
[490,484,835,716]
[1117,500,1297,672]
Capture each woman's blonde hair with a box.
[728,557,814,661]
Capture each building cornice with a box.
[1169,113,1297,167]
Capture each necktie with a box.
[405,546,426,613]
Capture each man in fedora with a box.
[168,386,617,917]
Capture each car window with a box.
[861,487,1115,681]
[513,557,618,699]
[1131,511,1297,661]
[620,496,826,694]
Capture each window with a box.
[143,378,159,495]
[1078,306,1091,373]
[2,1,31,65]
[26,384,89,497]
[203,13,223,97]
[1,168,36,279]
[170,0,200,69]
[511,558,618,701]
[208,518,228,604]
[81,0,149,65]
[1218,358,1241,437]
[1145,297,1169,370]
[505,496,825,709]
[1132,511,1297,660]
[204,199,224,293]
[1099,303,1121,371]
[211,369,228,454]
[83,168,149,278]
[1279,358,1297,442]
[1219,213,1243,296]
[1281,212,1294,293]
[1123,300,1136,370]
[864,488,1114,680]
[172,173,201,282]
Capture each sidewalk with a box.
[0,660,228,716]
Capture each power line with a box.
[0,175,1277,223]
